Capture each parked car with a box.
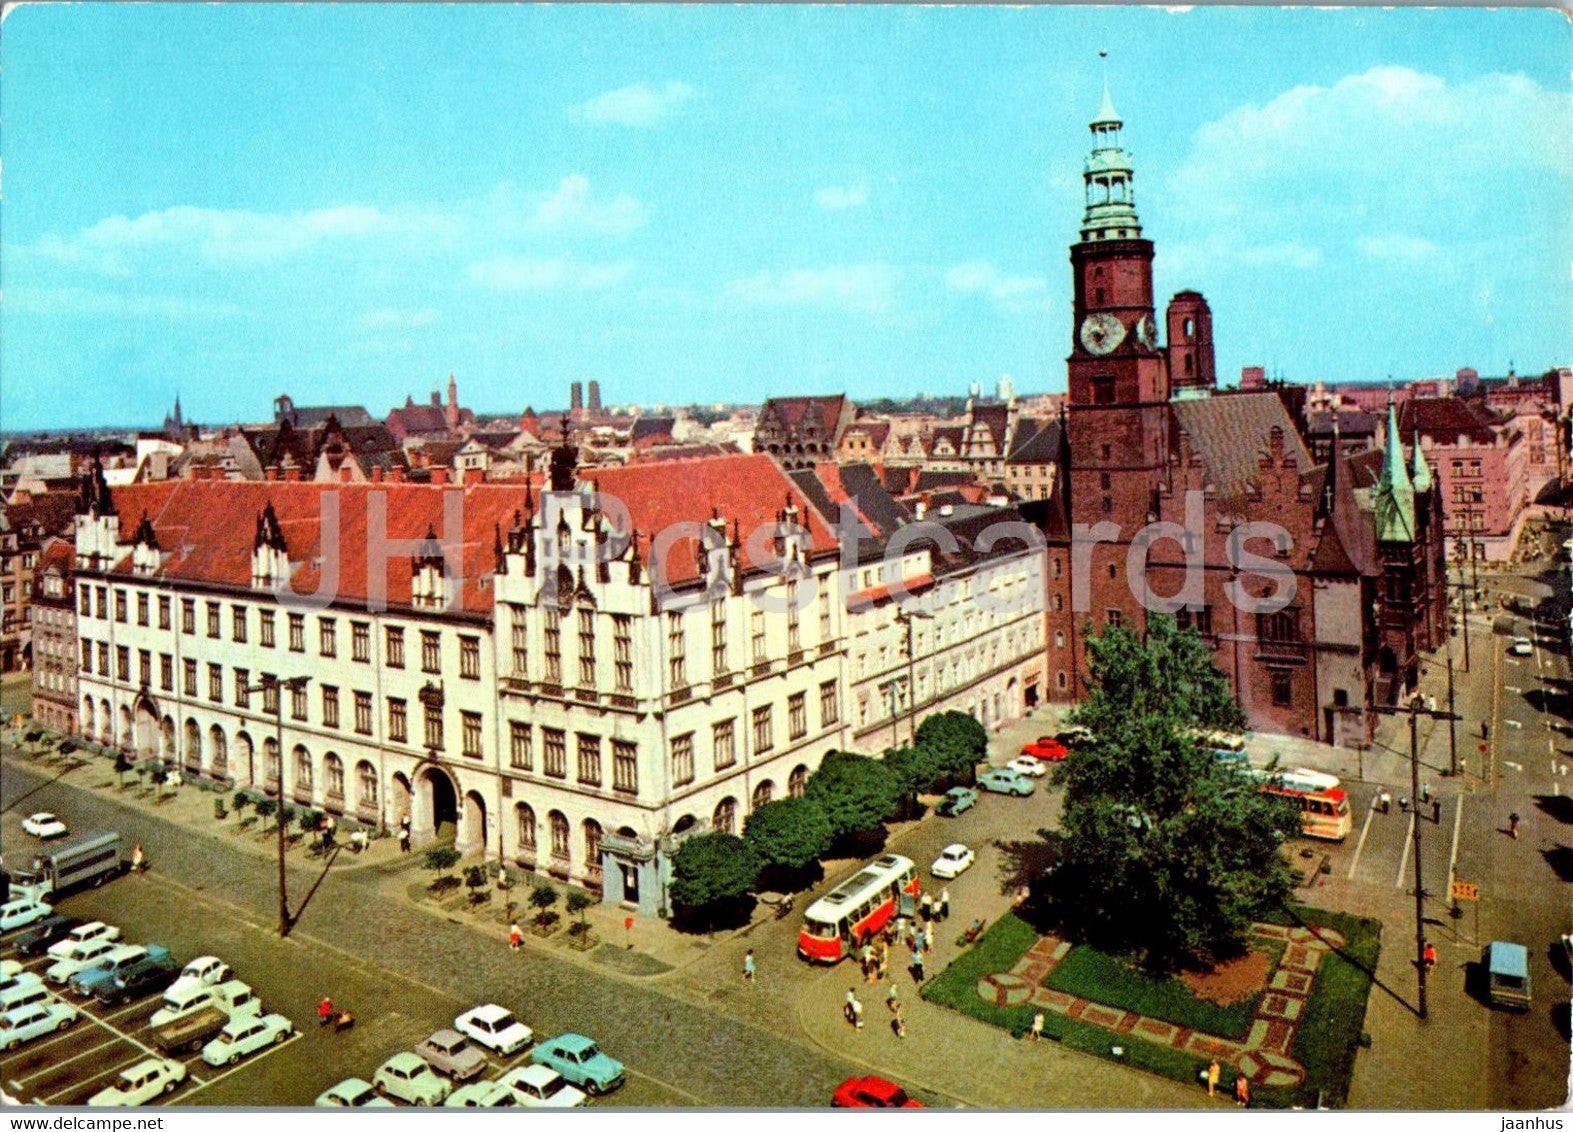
[0,898,52,933]
[12,914,84,957]
[201,1012,293,1066]
[497,1064,588,1108]
[1006,756,1049,778]
[977,768,1036,796]
[169,956,231,995]
[455,1003,533,1056]
[67,944,154,996]
[47,920,118,959]
[87,1058,186,1106]
[315,1078,394,1108]
[94,950,179,1007]
[530,1033,625,1095]
[21,813,68,839]
[373,1052,454,1105]
[934,786,978,817]
[930,844,975,879]
[151,979,261,1028]
[45,937,126,985]
[1485,941,1532,1011]
[832,1075,924,1108]
[1019,737,1071,762]
[1510,638,1534,656]
[415,1028,488,1081]
[0,1000,79,1051]
[444,1081,520,1108]
[151,1006,231,1056]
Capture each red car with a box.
[832,1076,924,1109]
[1019,736,1070,762]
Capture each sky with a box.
[2,4,1570,430]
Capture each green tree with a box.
[424,845,462,894]
[743,797,833,887]
[914,712,987,786]
[803,751,900,844]
[1047,616,1297,972]
[564,890,594,935]
[669,832,760,930]
[298,810,324,843]
[882,745,940,816]
[254,797,277,827]
[464,865,488,905]
[529,881,560,927]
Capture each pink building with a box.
[1397,398,1527,562]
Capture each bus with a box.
[1260,769,1352,841]
[10,831,125,897]
[797,854,919,964]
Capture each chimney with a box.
[339,466,354,484]
[264,468,279,482]
[284,468,302,482]
[391,467,405,483]
[431,468,449,486]
[370,466,384,483]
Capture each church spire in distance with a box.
[1080,49,1141,244]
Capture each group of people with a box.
[1204,1059,1251,1107]
[843,984,908,1039]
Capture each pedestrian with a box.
[877,948,888,982]
[131,844,144,873]
[1029,1011,1045,1042]
[323,814,336,849]
[509,922,522,951]
[1423,941,1436,971]
[939,887,951,921]
[1235,1073,1250,1108]
[911,947,925,982]
[852,995,864,1029]
[318,997,333,1026]
[845,988,857,1026]
[398,825,411,854]
[920,892,933,922]
[1380,792,1391,815]
[1206,1059,1220,1097]
[743,949,756,983]
[891,1005,905,1039]
[923,924,934,953]
[1509,812,1520,839]
[887,984,900,1013]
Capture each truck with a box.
[151,1005,232,1056]
[9,832,124,898]
[150,981,261,1053]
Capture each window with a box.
[713,718,736,770]
[820,680,839,726]
[353,691,372,735]
[388,698,407,743]
[96,587,107,619]
[262,675,280,714]
[538,607,567,684]
[613,614,632,692]
[1106,608,1123,627]
[510,609,528,675]
[818,587,831,643]
[209,663,223,702]
[462,712,483,760]
[423,702,443,750]
[139,649,151,687]
[1092,376,1116,405]
[1099,472,1112,490]
[290,681,308,721]
[386,626,404,668]
[115,590,127,623]
[153,593,169,629]
[232,606,247,643]
[321,686,339,729]
[671,732,695,786]
[183,658,197,695]
[789,691,807,740]
[348,621,369,662]
[543,728,567,778]
[79,588,91,617]
[752,705,774,754]
[576,733,601,785]
[787,582,800,652]
[1257,609,1300,644]
[319,618,337,658]
[203,601,218,638]
[516,804,537,851]
[711,602,728,675]
[667,612,686,687]
[358,762,378,810]
[549,812,570,859]
[577,612,595,686]
[509,722,532,770]
[1100,444,1112,460]
[236,668,250,708]
[160,653,173,691]
[1176,605,1213,636]
[259,609,275,648]
[137,592,149,626]
[612,741,637,794]
[460,635,481,680]
[1270,669,1293,708]
[325,756,345,800]
[288,613,305,652]
[421,631,441,674]
[750,609,766,664]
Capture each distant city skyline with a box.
[2,5,1568,430]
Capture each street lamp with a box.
[245,673,310,938]
[894,607,933,747]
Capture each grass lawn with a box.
[1274,906,1382,1109]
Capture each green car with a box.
[935,787,978,817]
[977,768,1035,797]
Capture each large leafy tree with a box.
[1049,615,1297,972]
[744,797,833,885]
[914,711,987,786]
[804,750,900,844]
[882,745,940,817]
[670,832,761,929]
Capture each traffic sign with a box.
[1451,880,1479,902]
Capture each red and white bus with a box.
[1261,768,1352,841]
[797,854,919,964]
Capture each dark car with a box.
[94,952,178,1007]
[12,914,83,958]
[832,1076,924,1108]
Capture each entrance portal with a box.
[419,767,458,843]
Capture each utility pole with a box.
[247,674,309,938]
[1446,650,1458,777]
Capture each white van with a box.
[0,978,50,1015]
[150,980,259,1028]
[47,921,119,960]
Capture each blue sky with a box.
[2,5,1569,430]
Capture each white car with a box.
[169,956,231,995]
[1,1000,79,1051]
[1006,756,1049,778]
[88,1057,186,1106]
[45,936,122,984]
[497,1064,588,1108]
[201,1012,293,1066]
[454,1003,533,1056]
[930,843,976,879]
[21,812,68,839]
[48,921,119,959]
[373,1052,453,1105]
[0,898,52,933]
[316,1078,395,1108]
[444,1081,520,1108]
[1,959,25,984]
[1510,638,1534,656]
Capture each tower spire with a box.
[1080,50,1140,243]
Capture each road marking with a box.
[39,1049,149,1105]
[1395,811,1415,889]
[1348,804,1377,879]
[1503,760,1524,772]
[14,1029,123,1083]
[1446,796,1465,908]
[1505,686,1523,695]
[1506,720,1523,730]
[171,1029,302,1105]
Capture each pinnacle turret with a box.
[1079,54,1140,244]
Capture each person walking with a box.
[323,814,337,849]
[876,946,888,982]
[1422,941,1436,971]
[845,988,858,1027]
[131,844,144,873]
[919,892,933,922]
[1509,812,1520,839]
[923,923,934,953]
[911,946,925,982]
[318,997,333,1026]
[1235,1073,1251,1108]
[891,1005,906,1039]
[398,822,411,854]
[939,887,951,921]
[743,949,756,984]
[509,922,523,951]
[1029,1011,1045,1042]
[887,984,900,1013]
[851,994,864,1030]
[1206,1059,1220,1097]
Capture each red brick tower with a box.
[1166,290,1216,392]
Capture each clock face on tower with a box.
[1135,314,1158,350]
[1079,312,1126,356]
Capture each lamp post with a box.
[894,608,933,747]
[246,674,310,938]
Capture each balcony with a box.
[1255,637,1308,662]
[751,661,772,679]
[501,674,530,694]
[714,672,734,689]
[788,649,804,666]
[574,687,599,705]
[609,693,637,709]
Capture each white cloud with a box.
[526,175,648,235]
[814,182,869,211]
[1356,234,1439,262]
[357,307,439,331]
[575,81,696,127]
[465,256,633,291]
[945,260,1049,301]
[5,285,243,320]
[726,264,900,313]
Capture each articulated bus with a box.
[797,854,919,964]
[1260,768,1352,841]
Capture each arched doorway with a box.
[235,732,255,787]
[183,718,201,772]
[390,772,412,826]
[161,716,175,762]
[81,698,94,741]
[418,766,458,843]
[134,698,159,760]
[461,789,487,853]
[209,726,228,779]
[118,705,133,750]
[98,699,111,744]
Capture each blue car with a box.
[530,1033,624,1095]
[70,945,169,998]
[935,787,979,817]
[977,768,1035,797]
